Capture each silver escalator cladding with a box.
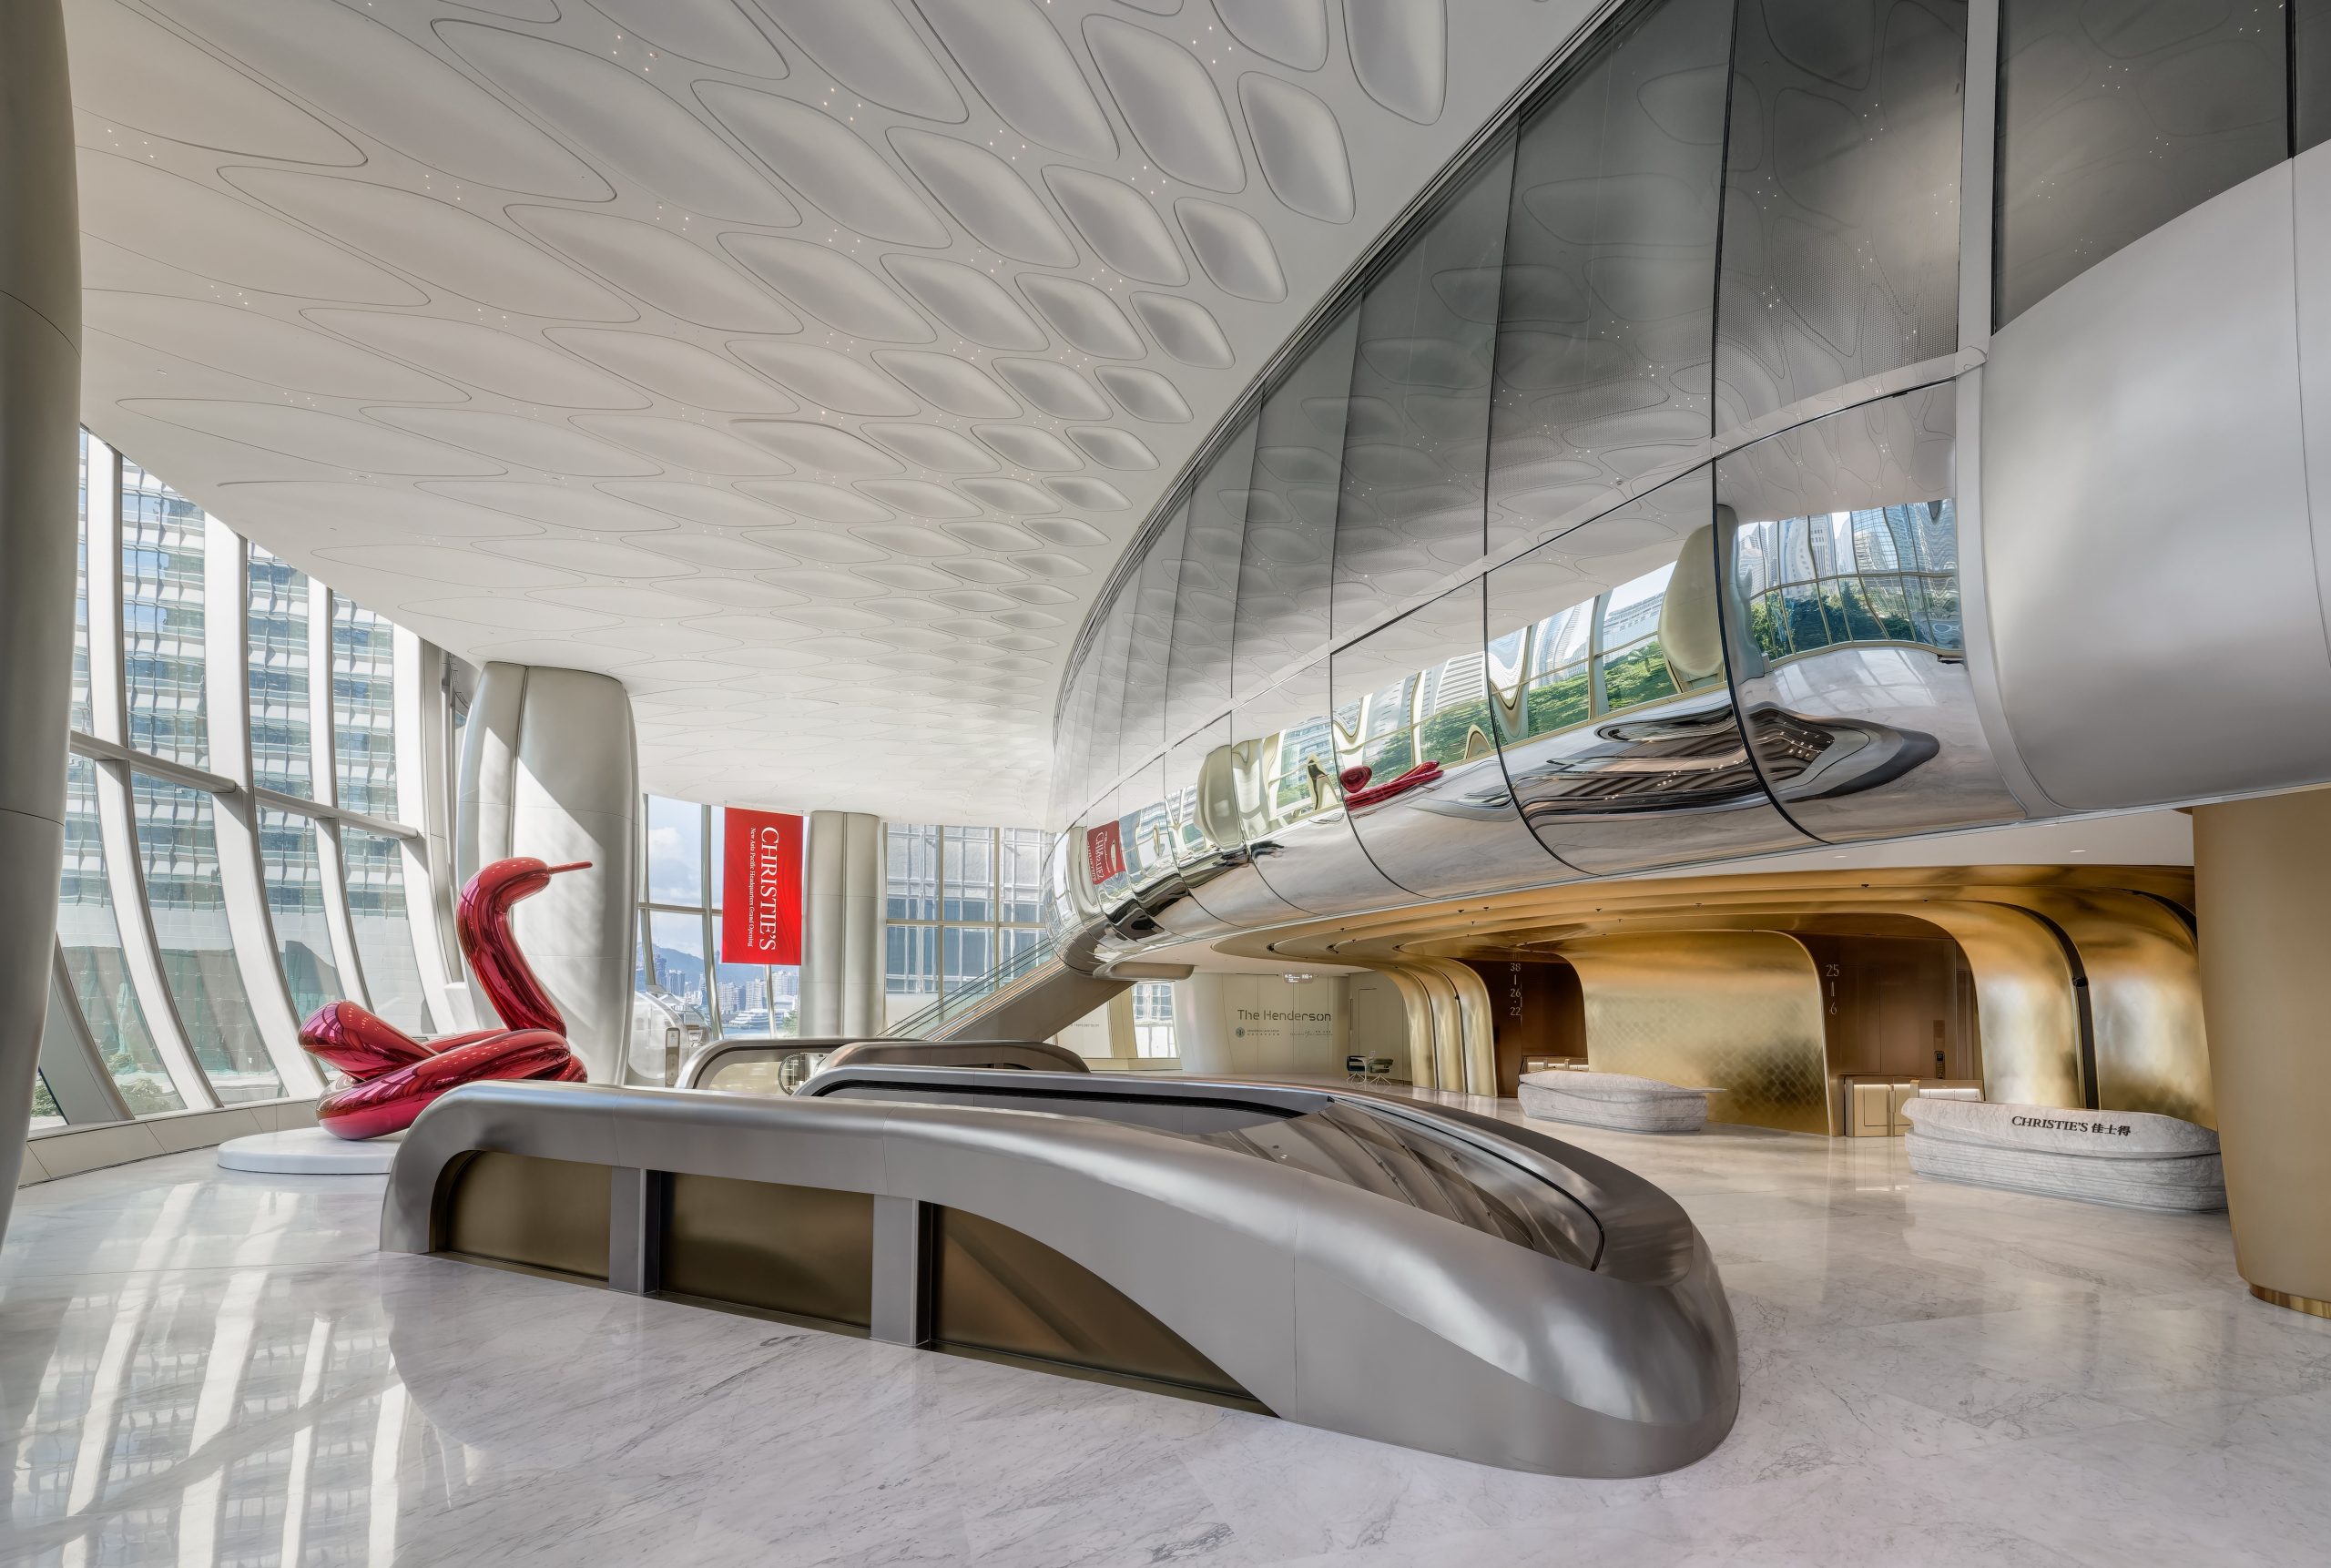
[384,1074,1737,1476]
[797,1066,1605,1269]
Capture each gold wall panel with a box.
[2195,790,2331,1310]
[1228,862,2196,1128]
[2016,890,2211,1125]
[1555,932,1831,1135]
[1905,903,2082,1110]
[440,1153,611,1280]
[663,1175,874,1328]
[931,1207,1257,1404]
[1376,966,1438,1086]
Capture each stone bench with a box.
[1518,1070,1717,1133]
[1901,1098,2224,1211]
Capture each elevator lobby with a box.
[7,1,2331,1563]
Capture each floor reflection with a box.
[5,1110,2331,1566]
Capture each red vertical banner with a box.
[720,809,803,965]
[1084,820,1125,884]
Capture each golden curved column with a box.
[2012,890,2210,1125]
[1420,959,1498,1095]
[1554,932,1830,1135]
[1410,964,1466,1091]
[1374,965,1440,1087]
[1903,902,2082,1109]
[2194,792,2331,1315]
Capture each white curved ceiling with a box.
[66,0,1585,823]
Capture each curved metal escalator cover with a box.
[1189,1101,1601,1269]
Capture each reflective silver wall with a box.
[1047,0,2331,954]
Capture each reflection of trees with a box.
[1746,574,1961,659]
[1599,644,1680,713]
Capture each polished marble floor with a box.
[5,1096,2330,1566]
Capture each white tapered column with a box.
[799,811,882,1037]
[455,663,638,1081]
[0,0,82,1236]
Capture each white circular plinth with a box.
[217,1126,402,1175]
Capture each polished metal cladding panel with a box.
[663,1174,873,1328]
[1084,586,1139,806]
[1559,932,1833,1135]
[1150,718,1246,934]
[1997,0,2287,327]
[441,1151,611,1279]
[1111,761,1193,942]
[1117,497,1189,778]
[1487,470,1814,874]
[1333,580,1569,898]
[931,1207,1256,1402]
[1166,419,1260,737]
[808,1038,1088,1079]
[1227,659,1410,914]
[1487,0,1728,557]
[1984,160,2331,809]
[1166,719,1311,928]
[383,1078,1738,1475]
[1332,135,1516,631]
[1715,384,2024,840]
[802,1067,1603,1267]
[1715,0,1965,432]
[1231,306,1359,691]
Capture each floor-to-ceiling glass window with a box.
[248,545,312,798]
[332,598,397,818]
[343,830,429,1033]
[636,795,800,1039]
[31,430,456,1130]
[259,807,340,1023]
[56,758,181,1115]
[130,774,281,1104]
[1131,982,1176,1058]
[884,823,1050,1020]
[120,457,209,769]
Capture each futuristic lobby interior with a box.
[6,0,2331,1563]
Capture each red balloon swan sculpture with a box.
[300,857,589,1140]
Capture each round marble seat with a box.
[1901,1098,2224,1211]
[217,1126,401,1175]
[1518,1070,1718,1134]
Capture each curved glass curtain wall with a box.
[1053,0,2321,944]
[35,430,459,1132]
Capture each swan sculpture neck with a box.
[458,857,588,1033]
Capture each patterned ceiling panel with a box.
[66,0,1587,822]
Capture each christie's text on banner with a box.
[721,809,803,965]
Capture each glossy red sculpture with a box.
[302,857,591,1140]
[1339,759,1444,809]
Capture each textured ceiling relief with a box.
[66,0,1572,823]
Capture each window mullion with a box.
[83,437,126,747]
[310,583,369,1012]
[392,627,451,1034]
[206,518,318,1095]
